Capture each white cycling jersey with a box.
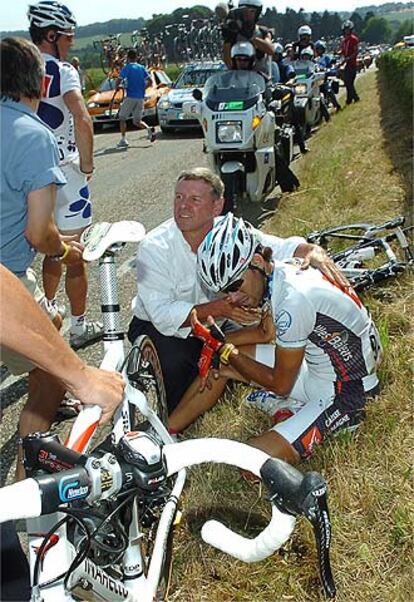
[270,261,381,387]
[39,53,81,165]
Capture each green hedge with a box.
[377,49,413,109]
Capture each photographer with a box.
[221,0,274,78]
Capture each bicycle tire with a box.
[126,335,168,432]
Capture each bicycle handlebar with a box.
[0,436,336,598]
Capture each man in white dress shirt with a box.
[128,168,346,412]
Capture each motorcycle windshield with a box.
[204,70,265,107]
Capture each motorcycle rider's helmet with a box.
[231,41,256,69]
[314,39,327,52]
[298,25,312,39]
[27,1,76,30]
[238,0,262,16]
[197,213,257,294]
[342,19,354,31]
[300,46,314,60]
[273,42,284,56]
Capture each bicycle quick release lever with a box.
[261,458,337,599]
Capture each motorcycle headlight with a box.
[217,121,242,143]
[158,99,171,110]
[295,84,307,95]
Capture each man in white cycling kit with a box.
[28,1,102,349]
[169,215,381,463]
[128,167,348,414]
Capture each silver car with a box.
[157,61,226,133]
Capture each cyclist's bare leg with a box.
[248,431,300,465]
[42,227,88,317]
[16,368,66,480]
[119,119,127,137]
[168,375,228,433]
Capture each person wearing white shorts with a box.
[169,215,382,464]
[28,1,103,349]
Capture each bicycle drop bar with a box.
[0,435,337,598]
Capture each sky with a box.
[1,0,412,32]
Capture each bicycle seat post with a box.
[98,253,124,354]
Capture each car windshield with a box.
[156,71,172,85]
[99,78,117,92]
[174,68,224,88]
[204,70,265,103]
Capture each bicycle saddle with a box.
[81,221,146,261]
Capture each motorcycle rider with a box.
[314,40,342,111]
[340,20,360,105]
[222,0,274,79]
[271,42,309,155]
[292,25,314,60]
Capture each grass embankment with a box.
[169,71,413,601]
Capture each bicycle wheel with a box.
[126,335,168,432]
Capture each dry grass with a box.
[168,71,413,602]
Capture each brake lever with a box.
[261,459,336,599]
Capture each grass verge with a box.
[169,71,413,601]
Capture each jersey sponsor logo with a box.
[313,324,353,362]
[276,309,292,336]
[301,425,322,456]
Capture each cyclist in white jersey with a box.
[28,1,102,349]
[169,215,382,463]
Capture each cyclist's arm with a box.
[63,88,94,174]
[228,344,305,396]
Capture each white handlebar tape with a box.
[164,438,296,562]
[0,479,42,522]
[201,507,295,562]
[164,438,270,477]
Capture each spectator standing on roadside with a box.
[28,1,103,350]
[115,48,155,147]
[340,20,360,105]
[127,168,348,414]
[71,55,85,92]
[0,35,86,481]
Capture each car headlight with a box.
[217,121,242,143]
[158,99,171,110]
[87,102,98,108]
[295,84,307,95]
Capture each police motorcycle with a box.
[292,47,326,136]
[314,40,342,113]
[183,47,299,213]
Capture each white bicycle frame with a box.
[25,221,187,602]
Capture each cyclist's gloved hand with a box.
[191,310,225,390]
[191,309,225,351]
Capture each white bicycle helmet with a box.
[197,213,257,293]
[27,1,76,30]
[238,0,262,11]
[231,40,256,59]
[273,42,284,55]
[298,25,312,37]
[342,20,354,31]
